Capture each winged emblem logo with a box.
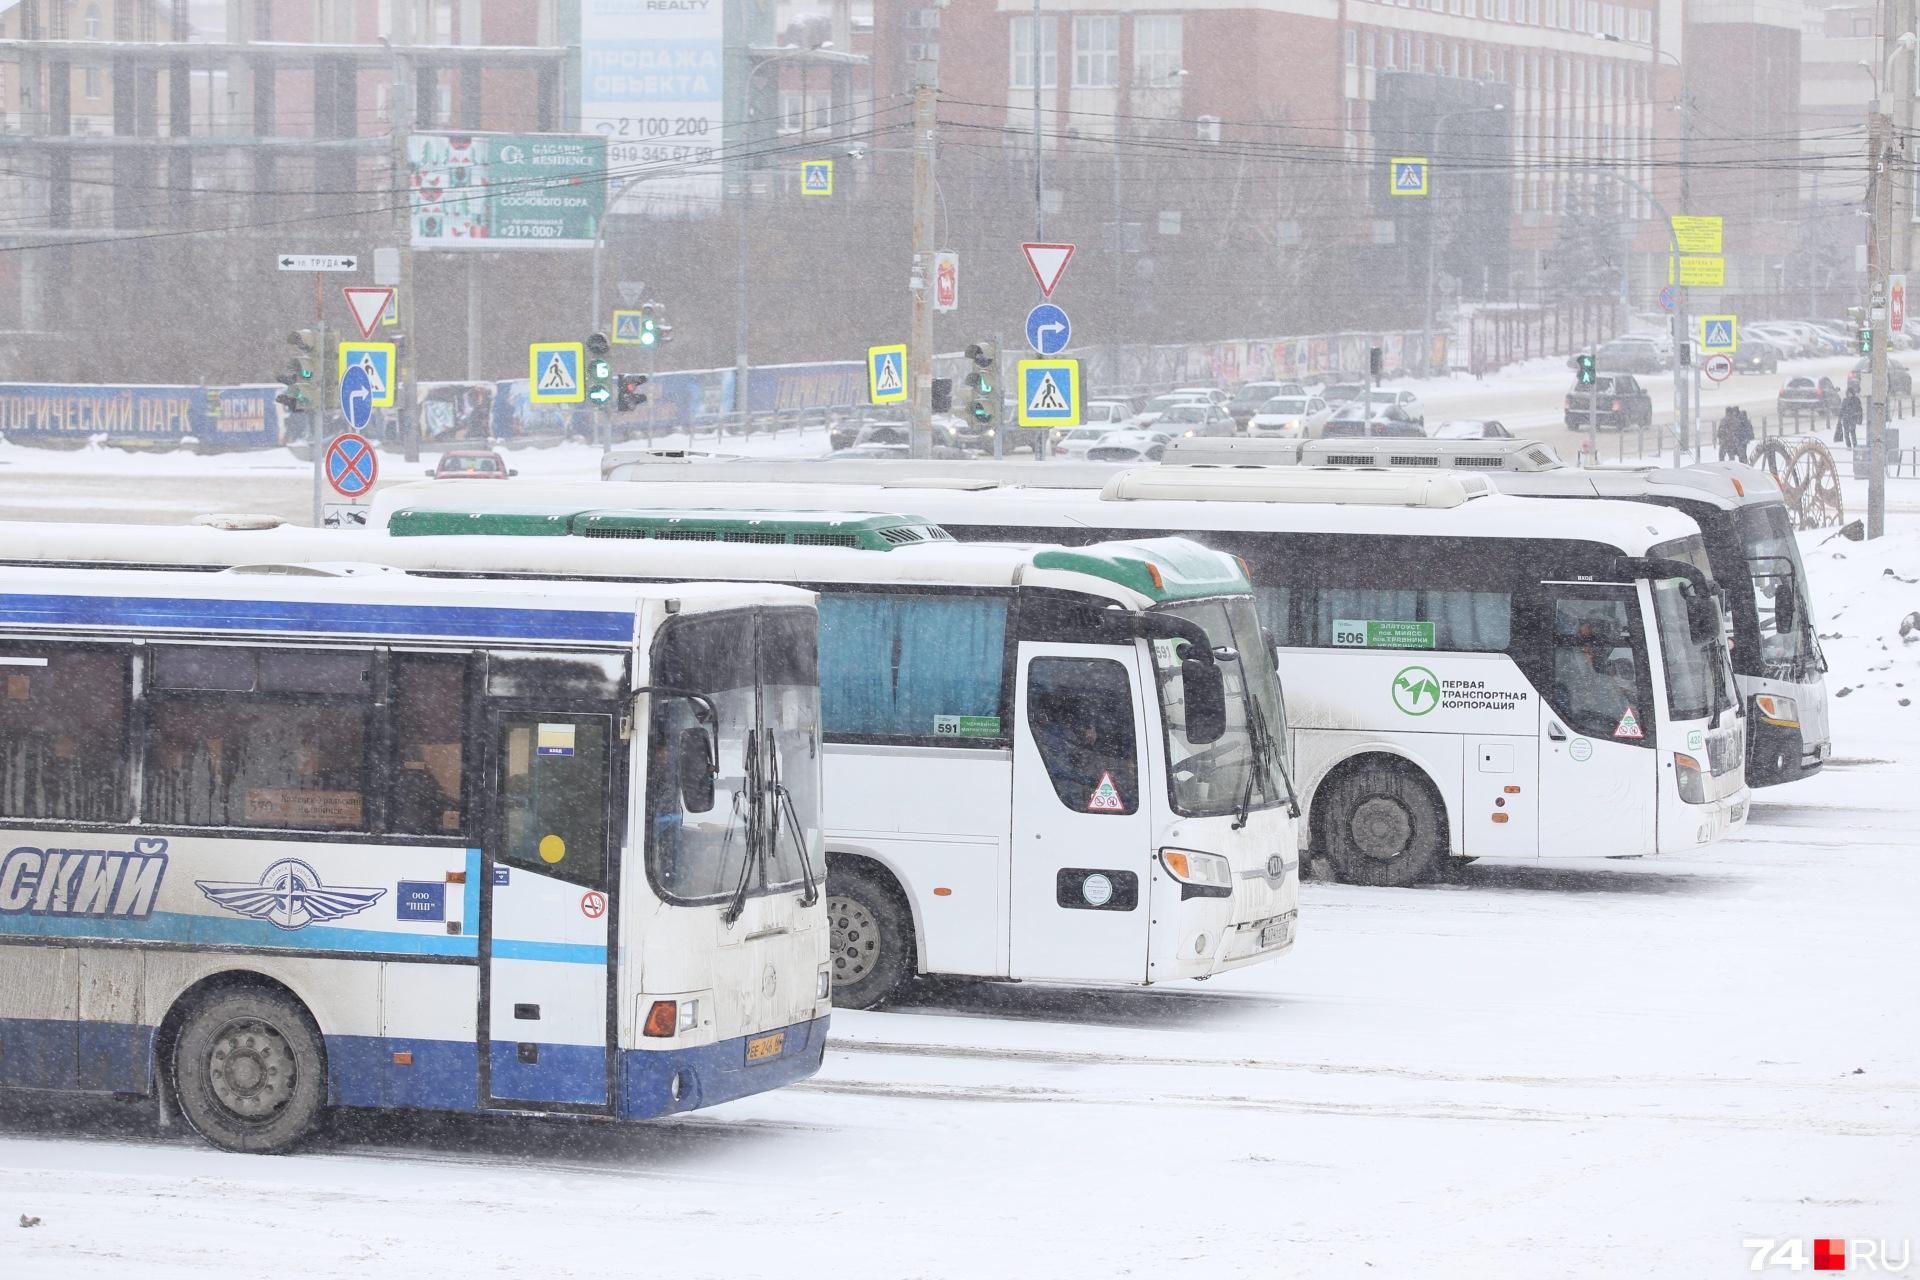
[195,858,387,931]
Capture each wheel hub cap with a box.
[1351,796,1414,862]
[828,894,880,985]
[207,1019,295,1122]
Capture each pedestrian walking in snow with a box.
[1839,390,1863,448]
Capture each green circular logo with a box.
[1391,665,1441,716]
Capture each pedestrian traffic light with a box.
[639,304,659,348]
[963,342,997,427]
[276,328,319,411]
[585,332,614,407]
[1860,326,1873,355]
[1677,341,1692,368]
[617,373,649,412]
[1576,353,1595,387]
[1368,346,1385,379]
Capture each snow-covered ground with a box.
[1,512,1916,1277]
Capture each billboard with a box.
[580,0,723,210]
[408,133,607,249]
[0,384,286,448]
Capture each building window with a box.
[1135,15,1183,87]
[1073,16,1120,89]
[1010,16,1059,91]
[1345,29,1359,67]
[1366,30,1378,68]
[778,90,804,134]
[82,66,102,99]
[84,4,102,39]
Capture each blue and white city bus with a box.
[0,563,830,1152]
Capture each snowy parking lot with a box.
[1,513,1915,1278]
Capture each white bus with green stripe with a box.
[3,510,1301,1009]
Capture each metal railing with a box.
[1579,403,1920,476]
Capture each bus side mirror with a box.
[1183,658,1228,745]
[678,726,716,813]
[1774,579,1797,633]
[1685,591,1720,644]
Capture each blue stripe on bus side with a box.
[0,911,609,965]
[0,593,636,644]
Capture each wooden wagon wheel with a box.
[1752,436,1796,492]
[1785,440,1845,529]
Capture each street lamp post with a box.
[1420,103,1504,379]
[1860,32,1914,539]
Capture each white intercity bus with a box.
[1160,437,1832,787]
[579,466,1751,886]
[5,510,1300,1009]
[0,562,831,1152]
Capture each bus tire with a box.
[826,864,914,1010]
[1318,765,1447,888]
[172,985,327,1155]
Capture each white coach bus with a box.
[0,562,830,1152]
[1160,438,1831,787]
[495,468,1750,886]
[3,511,1300,1010]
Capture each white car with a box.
[1228,381,1308,424]
[1153,402,1235,437]
[1247,395,1331,438]
[1081,399,1133,427]
[1053,426,1118,460]
[1085,428,1174,463]
[1325,388,1426,426]
[1426,419,1514,440]
[1172,386,1232,409]
[1132,392,1213,428]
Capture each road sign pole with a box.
[310,320,329,527]
[908,51,940,460]
[1868,107,1893,539]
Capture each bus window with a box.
[1547,597,1651,742]
[819,593,1007,741]
[645,614,758,903]
[0,647,131,823]
[494,715,611,888]
[1026,657,1139,815]
[144,646,372,830]
[390,653,468,835]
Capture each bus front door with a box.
[1535,586,1659,858]
[1009,647,1154,983]
[481,711,617,1112]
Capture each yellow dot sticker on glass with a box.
[538,835,566,864]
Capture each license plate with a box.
[745,1032,785,1064]
[1259,918,1295,950]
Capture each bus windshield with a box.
[1651,580,1738,723]
[1737,502,1821,675]
[1148,597,1291,819]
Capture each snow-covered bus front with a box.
[548,468,1751,886]
[3,511,1301,1010]
[0,564,830,1152]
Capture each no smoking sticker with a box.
[580,890,607,920]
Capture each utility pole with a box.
[1031,0,1044,240]
[908,45,939,460]
[1673,75,1694,466]
[1867,106,1893,538]
[387,29,418,463]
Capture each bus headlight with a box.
[1160,848,1232,898]
[1674,753,1706,805]
[1753,693,1799,728]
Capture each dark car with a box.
[1564,374,1653,431]
[1733,340,1781,375]
[425,449,516,479]
[1592,338,1668,374]
[1776,376,1841,417]
[1846,359,1914,397]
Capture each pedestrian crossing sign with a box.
[336,341,396,408]
[1698,315,1738,354]
[1390,157,1429,197]
[529,342,585,404]
[1016,358,1080,428]
[802,160,834,196]
[867,344,908,405]
[611,310,645,344]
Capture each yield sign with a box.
[1022,242,1076,299]
[343,287,394,339]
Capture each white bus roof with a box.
[0,563,809,647]
[409,471,1704,557]
[0,519,1252,612]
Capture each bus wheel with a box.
[1320,767,1446,887]
[172,986,327,1154]
[827,865,913,1010]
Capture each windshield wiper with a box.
[768,735,821,907]
[723,728,767,925]
[1234,687,1299,828]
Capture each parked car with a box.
[1319,382,1368,411]
[830,412,905,452]
[1733,340,1781,375]
[1564,374,1653,431]
[1426,419,1514,440]
[1053,426,1119,460]
[1324,389,1425,429]
[1152,401,1236,437]
[1085,428,1175,463]
[1082,399,1134,428]
[1847,359,1914,397]
[1749,324,1822,359]
[1227,381,1307,425]
[1593,336,1668,374]
[1321,412,1426,439]
[1132,392,1213,428]
[1776,375,1841,417]
[425,449,516,479]
[1172,386,1232,409]
[1247,395,1331,438]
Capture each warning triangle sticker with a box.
[1614,706,1644,740]
[343,287,394,339]
[874,355,903,393]
[1022,242,1075,298]
[538,353,577,393]
[1028,370,1067,412]
[1087,772,1125,812]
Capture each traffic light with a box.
[1860,326,1873,355]
[963,342,997,428]
[1576,353,1596,387]
[1677,341,1692,368]
[585,332,614,407]
[931,377,953,415]
[617,373,649,412]
[639,304,659,348]
[1368,346,1385,379]
[276,328,319,412]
